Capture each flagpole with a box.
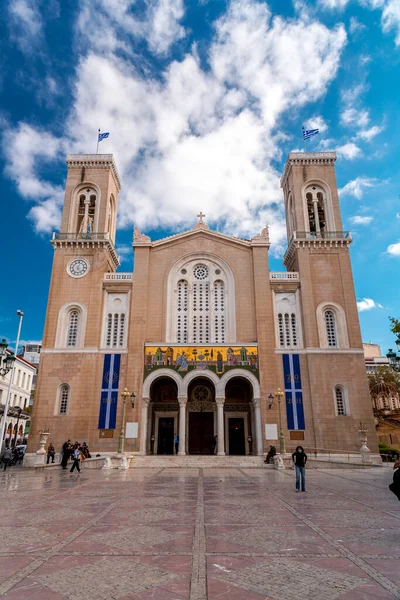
[96,129,100,154]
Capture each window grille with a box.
[277,312,298,348]
[67,310,79,347]
[59,385,69,415]
[325,310,337,347]
[106,312,126,348]
[335,386,346,416]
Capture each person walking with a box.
[389,456,400,501]
[174,433,179,455]
[61,440,71,469]
[47,443,56,464]
[292,445,307,492]
[2,446,12,471]
[70,444,82,474]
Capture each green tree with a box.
[368,366,400,396]
[389,317,400,337]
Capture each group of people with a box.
[1,444,25,470]
[59,440,91,473]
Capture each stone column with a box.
[313,197,321,235]
[253,398,263,456]
[216,397,225,456]
[178,396,187,456]
[82,197,90,233]
[139,397,150,455]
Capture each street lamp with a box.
[0,340,16,377]
[267,389,286,454]
[0,310,24,450]
[118,387,136,454]
[386,348,400,372]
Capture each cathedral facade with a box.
[28,151,378,457]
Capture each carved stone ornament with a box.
[251,225,269,242]
[133,227,151,243]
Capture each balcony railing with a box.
[104,273,133,281]
[290,231,351,242]
[270,272,299,281]
[52,232,111,242]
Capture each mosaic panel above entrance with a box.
[144,345,259,380]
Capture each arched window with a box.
[277,313,298,348]
[324,310,337,347]
[106,313,126,348]
[334,385,348,416]
[303,181,335,235]
[76,188,98,234]
[67,310,80,347]
[59,384,70,415]
[168,257,235,343]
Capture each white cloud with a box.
[349,17,367,35]
[336,142,362,160]
[8,0,43,53]
[305,115,328,133]
[349,215,373,225]
[341,107,369,128]
[357,125,383,141]
[339,176,380,198]
[361,0,400,46]
[319,0,349,9]
[357,298,383,312]
[4,0,347,251]
[116,244,132,263]
[387,242,400,256]
[76,0,186,56]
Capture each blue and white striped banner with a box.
[283,353,305,430]
[98,354,121,430]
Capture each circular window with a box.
[193,385,211,402]
[181,268,187,274]
[193,264,208,280]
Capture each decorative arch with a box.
[217,369,260,398]
[107,194,117,242]
[69,182,101,234]
[301,179,335,235]
[316,301,349,349]
[286,191,296,238]
[181,369,220,396]
[166,252,236,343]
[55,302,88,349]
[142,368,184,398]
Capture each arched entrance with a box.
[225,378,253,456]
[149,377,178,455]
[187,378,216,455]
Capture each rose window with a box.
[193,264,208,280]
[193,385,211,401]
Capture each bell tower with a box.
[280,151,377,452]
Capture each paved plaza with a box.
[0,465,399,599]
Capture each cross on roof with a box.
[197,211,206,223]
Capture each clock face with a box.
[68,258,89,278]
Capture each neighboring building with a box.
[20,343,42,403]
[0,352,37,446]
[28,151,378,457]
[364,343,400,447]
[363,343,390,373]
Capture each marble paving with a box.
[0,465,399,599]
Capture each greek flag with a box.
[98,354,120,430]
[303,128,319,140]
[98,131,110,142]
[283,353,305,430]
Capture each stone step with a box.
[129,455,269,468]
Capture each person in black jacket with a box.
[389,457,400,501]
[292,446,307,492]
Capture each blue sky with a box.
[1,0,399,353]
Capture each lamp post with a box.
[276,388,286,455]
[0,311,24,451]
[267,388,286,454]
[118,388,136,454]
[386,343,400,372]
